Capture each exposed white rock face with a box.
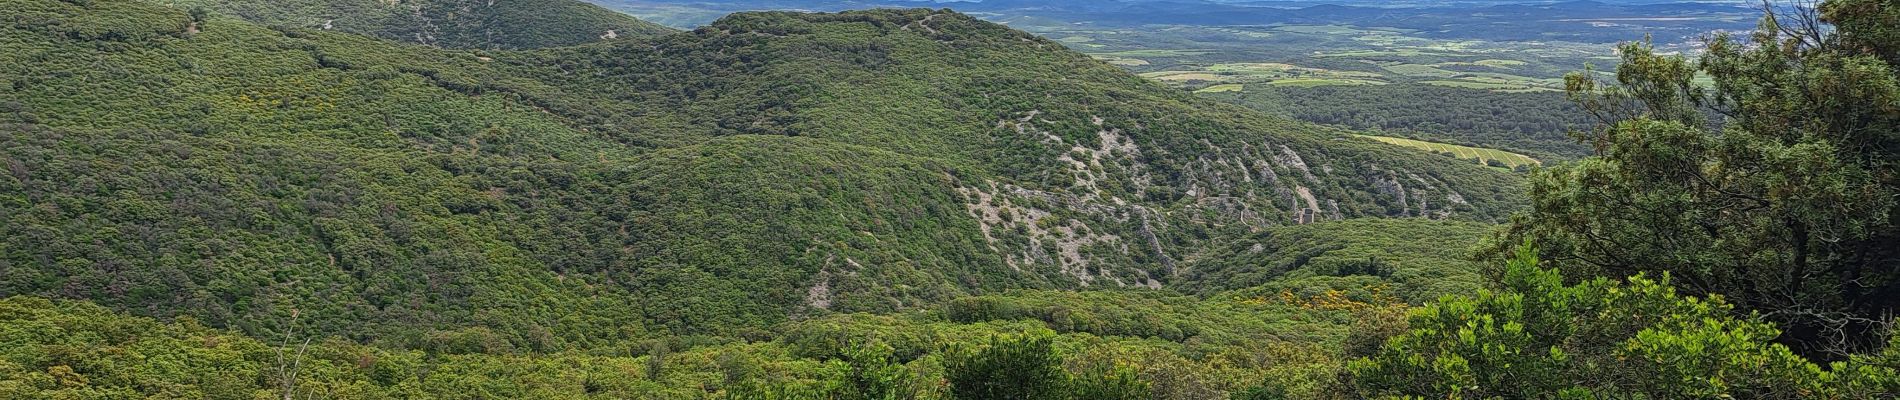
[805,269,832,310]
[957,111,1484,289]
[955,179,1135,286]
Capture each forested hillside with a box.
[155,0,674,49]
[8,0,1898,398]
[1206,85,1597,160]
[0,0,1522,345]
[0,219,1503,399]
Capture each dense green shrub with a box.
[943,335,1072,400]
[1348,245,1900,398]
[1487,0,1900,359]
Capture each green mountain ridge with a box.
[0,0,1521,345]
[8,0,1900,398]
[154,0,675,49]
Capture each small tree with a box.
[1067,363,1149,400]
[187,6,209,23]
[837,342,919,400]
[645,341,669,381]
[943,335,1069,400]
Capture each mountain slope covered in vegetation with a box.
[156,0,674,49]
[0,0,1526,345]
[7,0,1900,398]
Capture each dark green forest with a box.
[1206,85,1597,160]
[2,0,1899,398]
[157,0,675,49]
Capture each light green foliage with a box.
[1347,246,1899,398]
[723,342,925,400]
[1834,332,1900,396]
[1355,135,1541,169]
[936,289,1358,348]
[938,334,1152,400]
[0,297,801,398]
[0,297,271,399]
[1196,83,1243,93]
[944,335,1072,399]
[0,296,852,399]
[834,343,924,400]
[1067,362,1150,400]
[6,294,1322,398]
[1181,219,1496,303]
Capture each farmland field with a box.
[1356,135,1542,168]
[1266,78,1385,87]
[1049,21,1648,160]
[1083,26,1626,96]
[1090,49,1216,57]
[590,0,1760,162]
[1196,84,1245,93]
[1381,63,1461,77]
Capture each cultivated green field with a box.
[1356,135,1542,168]
[1422,79,1563,92]
[1314,49,1459,58]
[1093,55,1152,65]
[1266,78,1386,87]
[1196,83,1245,93]
[1270,24,1410,35]
[1052,16,1666,97]
[1032,15,1653,161]
[1091,49,1215,57]
[1381,63,1461,77]
[1140,62,1392,88]
[1472,59,1528,68]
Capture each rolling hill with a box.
[155,0,675,49]
[8,0,1900,398]
[0,0,1522,346]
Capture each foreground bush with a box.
[1347,246,1900,398]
